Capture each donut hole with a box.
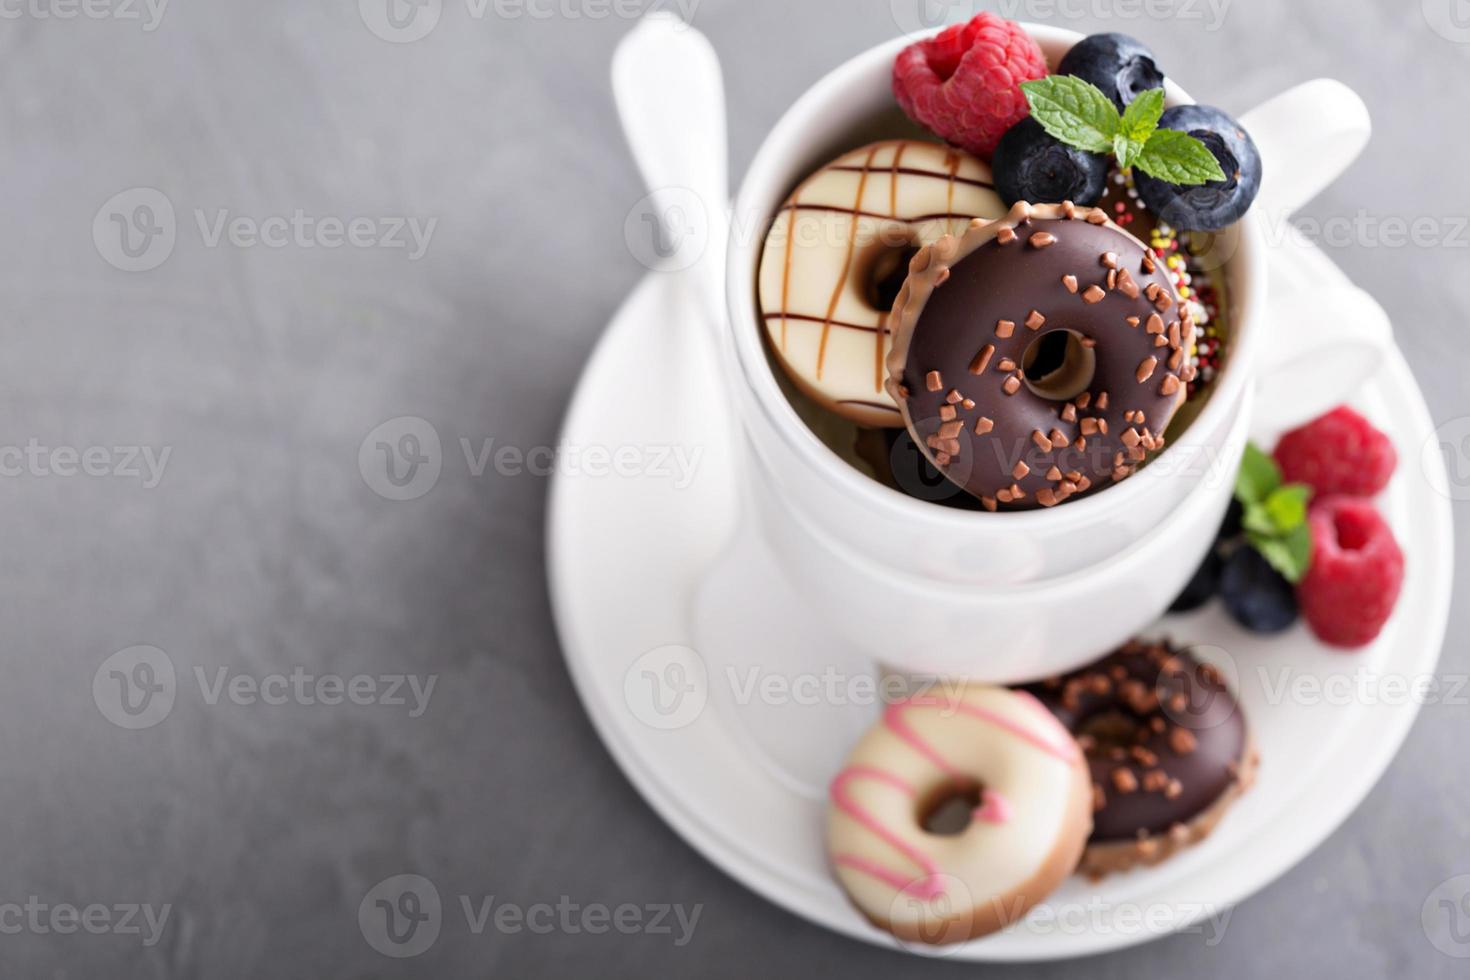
[858,235,922,313]
[1022,330,1096,402]
[918,779,983,836]
[1077,710,1142,751]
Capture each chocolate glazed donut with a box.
[1024,639,1257,879]
[885,202,1198,511]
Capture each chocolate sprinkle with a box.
[969,345,995,375]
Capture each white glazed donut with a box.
[757,140,1006,427]
[827,685,1091,945]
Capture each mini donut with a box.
[1024,639,1257,879]
[758,141,1007,428]
[827,685,1091,945]
[884,201,1199,510]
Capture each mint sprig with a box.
[1116,87,1165,168]
[1234,443,1314,584]
[1021,75,1116,153]
[1019,77,1226,186]
[1135,129,1226,185]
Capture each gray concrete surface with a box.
[1,0,1467,975]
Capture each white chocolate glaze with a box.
[827,685,1091,945]
[757,141,1007,428]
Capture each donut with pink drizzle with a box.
[827,684,1091,945]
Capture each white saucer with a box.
[547,240,1454,962]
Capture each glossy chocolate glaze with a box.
[1025,639,1249,842]
[885,203,1195,511]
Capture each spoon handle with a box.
[612,13,729,329]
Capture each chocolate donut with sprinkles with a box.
[885,201,1198,511]
[1023,639,1257,879]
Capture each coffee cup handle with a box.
[1251,285,1394,433]
[1236,79,1387,432]
[1240,78,1371,221]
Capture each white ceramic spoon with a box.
[612,12,729,332]
[606,14,739,589]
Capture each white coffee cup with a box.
[710,23,1386,681]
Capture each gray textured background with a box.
[3,0,1467,975]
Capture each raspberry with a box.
[1298,497,1405,649]
[1273,406,1397,497]
[893,14,1048,159]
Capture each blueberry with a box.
[1170,547,1223,614]
[993,117,1110,207]
[1134,105,1262,232]
[1219,546,1299,634]
[1058,33,1165,109]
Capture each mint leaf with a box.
[1114,88,1164,169]
[1249,535,1295,583]
[1241,502,1276,537]
[1281,523,1314,581]
[1250,524,1313,584]
[1020,76,1119,154]
[1136,128,1228,185]
[1237,446,1314,584]
[1263,484,1312,533]
[1119,88,1165,144]
[1235,443,1281,505]
[1246,531,1305,587]
[1114,132,1142,169]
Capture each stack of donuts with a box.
[759,143,1204,511]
